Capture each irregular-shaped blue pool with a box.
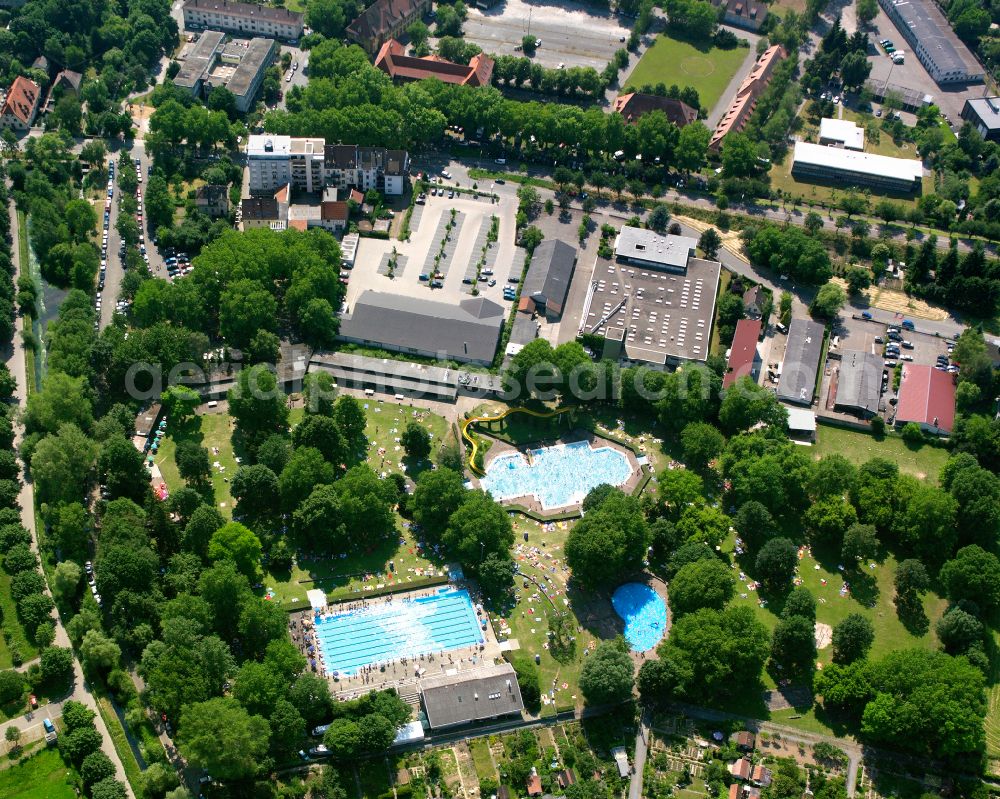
[480,440,632,509]
[612,583,667,652]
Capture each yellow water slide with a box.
[461,406,572,476]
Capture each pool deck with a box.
[289,583,507,702]
[474,430,647,517]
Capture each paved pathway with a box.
[2,198,135,797]
[628,709,651,799]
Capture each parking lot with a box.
[819,314,957,421]
[462,0,630,71]
[345,187,521,312]
[840,1,983,124]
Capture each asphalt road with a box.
[3,199,135,797]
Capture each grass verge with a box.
[95,694,145,799]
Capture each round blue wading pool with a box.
[612,583,667,652]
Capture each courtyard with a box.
[623,33,749,113]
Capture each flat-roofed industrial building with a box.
[791,142,923,193]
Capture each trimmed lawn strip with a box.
[95,694,145,799]
[0,747,77,799]
[0,559,39,670]
[469,737,496,782]
[624,34,748,111]
[811,423,949,481]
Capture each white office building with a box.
[791,142,923,193]
[247,135,292,192]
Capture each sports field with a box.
[624,34,748,113]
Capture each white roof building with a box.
[791,141,923,192]
[819,118,865,151]
[614,227,698,272]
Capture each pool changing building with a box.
[420,663,525,729]
[791,142,923,193]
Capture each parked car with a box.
[861,311,873,320]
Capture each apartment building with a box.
[247,135,410,196]
[183,0,303,42]
[0,76,41,132]
[709,44,784,151]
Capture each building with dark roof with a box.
[338,291,505,364]
[196,184,231,218]
[309,351,460,401]
[777,318,824,406]
[376,39,494,86]
[0,76,41,131]
[519,239,577,320]
[347,0,432,54]
[878,0,983,85]
[420,663,524,728]
[712,0,767,30]
[175,31,276,113]
[723,318,762,389]
[961,97,1000,142]
[834,349,882,417]
[895,362,956,434]
[611,92,698,127]
[182,0,303,41]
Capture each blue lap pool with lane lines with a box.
[313,587,484,676]
[480,440,632,509]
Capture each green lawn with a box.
[469,738,496,782]
[811,423,949,481]
[0,557,39,673]
[624,34,748,112]
[153,411,240,517]
[0,748,77,799]
[155,400,456,607]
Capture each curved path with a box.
[461,406,572,476]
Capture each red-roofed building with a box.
[526,774,542,797]
[375,39,494,86]
[612,92,698,128]
[347,0,432,54]
[1,76,42,132]
[709,45,784,150]
[895,363,956,435]
[730,758,752,780]
[723,319,762,389]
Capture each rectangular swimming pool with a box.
[313,587,485,676]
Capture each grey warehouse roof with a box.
[777,318,825,405]
[420,663,524,728]
[523,239,576,312]
[309,351,459,400]
[614,227,697,271]
[965,97,1000,131]
[882,0,981,77]
[338,291,505,364]
[836,349,882,414]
